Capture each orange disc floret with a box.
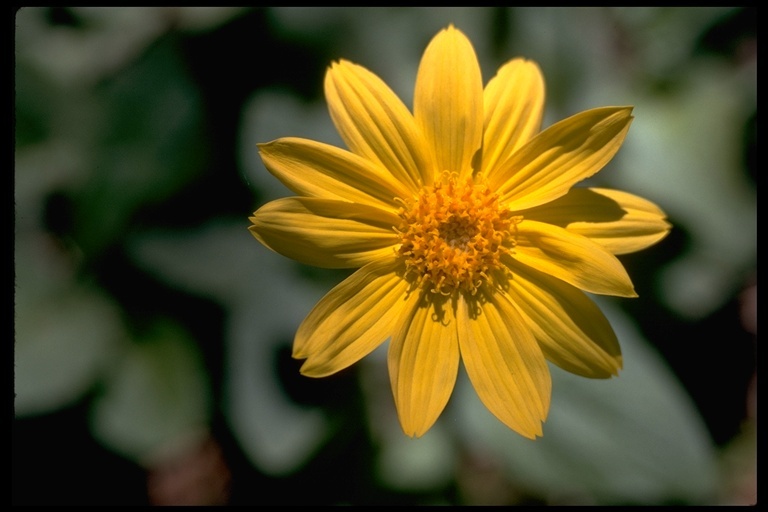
[396,173,520,295]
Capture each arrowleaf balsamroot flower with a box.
[249,25,670,438]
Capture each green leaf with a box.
[14,283,124,417]
[89,319,211,465]
[127,221,332,474]
[453,301,719,505]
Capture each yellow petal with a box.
[249,197,400,269]
[523,187,671,255]
[325,60,436,190]
[490,106,634,210]
[414,25,483,179]
[496,261,623,378]
[481,58,545,177]
[295,259,410,376]
[457,289,551,438]
[388,294,460,437]
[510,219,637,297]
[259,137,411,212]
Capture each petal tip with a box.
[516,420,545,440]
[299,359,331,378]
[399,421,430,439]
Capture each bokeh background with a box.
[14,7,756,506]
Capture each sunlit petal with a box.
[325,60,436,190]
[490,107,633,210]
[523,187,672,254]
[481,58,545,177]
[248,26,670,439]
[259,138,410,212]
[496,261,623,378]
[295,259,410,375]
[457,290,551,438]
[389,294,460,437]
[511,219,637,297]
[414,25,483,179]
[249,197,400,268]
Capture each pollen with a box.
[395,173,520,295]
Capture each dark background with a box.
[14,7,756,505]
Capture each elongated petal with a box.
[457,289,551,438]
[414,25,483,179]
[495,260,622,378]
[259,138,411,212]
[510,219,637,297]
[490,106,634,210]
[481,58,545,177]
[523,187,671,255]
[389,294,460,437]
[249,197,400,269]
[325,60,435,190]
[295,259,410,376]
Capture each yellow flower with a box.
[249,25,670,438]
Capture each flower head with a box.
[249,25,670,438]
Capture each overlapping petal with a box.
[457,290,551,438]
[295,259,410,376]
[481,58,545,177]
[489,106,634,210]
[496,261,623,378]
[522,187,671,255]
[389,294,461,437]
[414,25,483,179]
[325,60,435,190]
[250,25,669,440]
[258,138,410,212]
[249,197,400,269]
[510,219,637,297]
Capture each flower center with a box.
[395,173,520,296]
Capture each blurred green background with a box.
[14,7,755,505]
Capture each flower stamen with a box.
[396,173,520,296]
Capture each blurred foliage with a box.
[14,7,755,505]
